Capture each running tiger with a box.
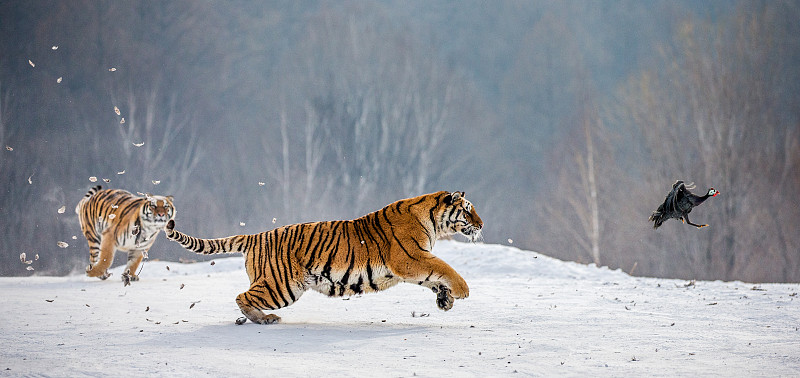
[164,191,483,324]
[75,186,175,286]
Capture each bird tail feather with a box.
[649,211,664,229]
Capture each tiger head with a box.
[438,191,483,242]
[142,195,175,226]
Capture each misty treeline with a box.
[1,1,798,282]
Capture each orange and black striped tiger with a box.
[75,186,175,286]
[164,191,482,324]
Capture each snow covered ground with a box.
[2,241,798,376]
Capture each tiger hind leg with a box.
[86,231,116,280]
[85,237,103,276]
[234,279,302,325]
[235,292,281,325]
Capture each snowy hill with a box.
[1,241,798,376]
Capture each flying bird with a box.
[649,180,720,229]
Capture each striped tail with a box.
[164,219,244,255]
[75,185,102,214]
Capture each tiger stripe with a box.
[75,185,175,285]
[164,191,483,324]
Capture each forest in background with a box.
[1,1,798,282]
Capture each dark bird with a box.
[649,180,720,229]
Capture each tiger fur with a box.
[164,191,483,324]
[75,185,175,286]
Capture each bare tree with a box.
[108,84,203,196]
[579,117,601,265]
[0,82,10,146]
[258,4,475,223]
[614,2,800,281]
[537,104,611,266]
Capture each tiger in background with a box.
[164,191,483,325]
[75,186,175,286]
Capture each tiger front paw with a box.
[86,265,111,280]
[431,285,454,311]
[447,276,470,299]
[121,271,139,286]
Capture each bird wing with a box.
[652,181,689,221]
[666,183,685,213]
[675,183,700,212]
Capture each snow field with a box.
[1,241,798,376]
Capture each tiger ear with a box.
[166,195,174,202]
[444,191,463,205]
